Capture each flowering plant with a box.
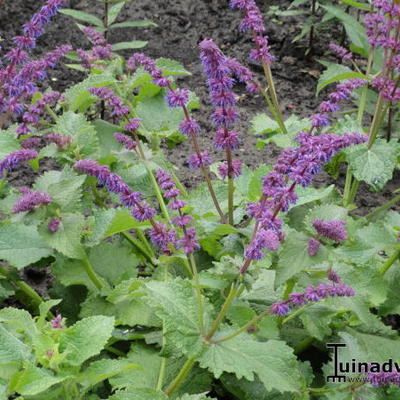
[0,0,399,399]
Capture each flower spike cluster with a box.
[271,272,355,316]
[155,169,200,254]
[242,131,367,266]
[88,87,129,116]
[310,79,366,129]
[48,133,72,150]
[230,0,274,65]
[313,219,348,242]
[0,149,38,177]
[12,188,52,213]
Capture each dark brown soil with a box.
[0,1,399,296]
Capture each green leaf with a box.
[275,230,329,287]
[0,224,52,269]
[109,388,168,400]
[54,111,98,157]
[339,0,370,10]
[317,71,366,96]
[88,241,139,285]
[109,343,161,389]
[112,41,148,51]
[0,130,19,159]
[108,2,125,24]
[156,58,191,76]
[198,332,303,393]
[110,20,157,29]
[33,167,86,213]
[78,359,139,388]
[136,91,185,132]
[0,308,37,338]
[64,71,115,112]
[9,366,68,396]
[321,5,369,55]
[145,279,206,357]
[59,316,115,366]
[345,139,400,191]
[60,9,104,26]
[250,114,279,135]
[317,61,353,96]
[0,324,31,364]
[39,213,85,259]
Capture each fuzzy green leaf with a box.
[9,366,68,396]
[156,58,191,76]
[39,213,85,259]
[112,41,148,51]
[59,316,115,366]
[198,332,303,393]
[110,20,157,29]
[0,325,31,364]
[275,230,329,287]
[0,224,52,268]
[345,139,400,191]
[0,130,19,159]
[54,111,98,157]
[109,388,168,400]
[60,9,103,26]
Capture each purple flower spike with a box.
[48,133,71,150]
[179,118,201,136]
[125,118,141,132]
[327,268,342,283]
[271,301,290,316]
[48,217,62,232]
[148,222,176,248]
[313,219,348,242]
[177,227,200,254]
[218,160,243,179]
[50,314,63,329]
[308,238,320,256]
[166,88,190,108]
[12,189,52,213]
[0,149,38,177]
[114,133,137,150]
[188,151,212,169]
[329,43,353,60]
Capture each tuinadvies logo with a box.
[326,343,400,383]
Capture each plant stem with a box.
[379,248,400,275]
[45,105,58,123]
[164,358,195,396]
[282,305,309,325]
[262,63,287,134]
[294,336,315,354]
[81,256,104,290]
[205,284,240,340]
[367,94,385,148]
[226,147,234,225]
[342,168,353,206]
[121,231,156,264]
[0,265,44,309]
[189,253,204,333]
[365,193,400,220]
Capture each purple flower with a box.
[83,27,107,46]
[148,222,176,248]
[12,189,52,213]
[131,203,156,222]
[188,151,212,169]
[214,129,240,150]
[177,227,200,254]
[50,314,63,329]
[289,292,307,307]
[125,118,141,132]
[308,238,320,256]
[172,215,193,227]
[329,43,353,60]
[271,301,290,316]
[366,371,400,387]
[327,268,342,283]
[211,107,239,127]
[48,133,71,150]
[166,89,190,108]
[48,217,62,232]
[89,87,130,117]
[313,219,348,242]
[244,228,280,260]
[21,137,41,149]
[179,118,201,136]
[218,160,243,179]
[0,149,38,177]
[156,169,175,191]
[114,133,137,150]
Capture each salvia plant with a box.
[0,0,400,399]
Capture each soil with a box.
[0,1,399,322]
